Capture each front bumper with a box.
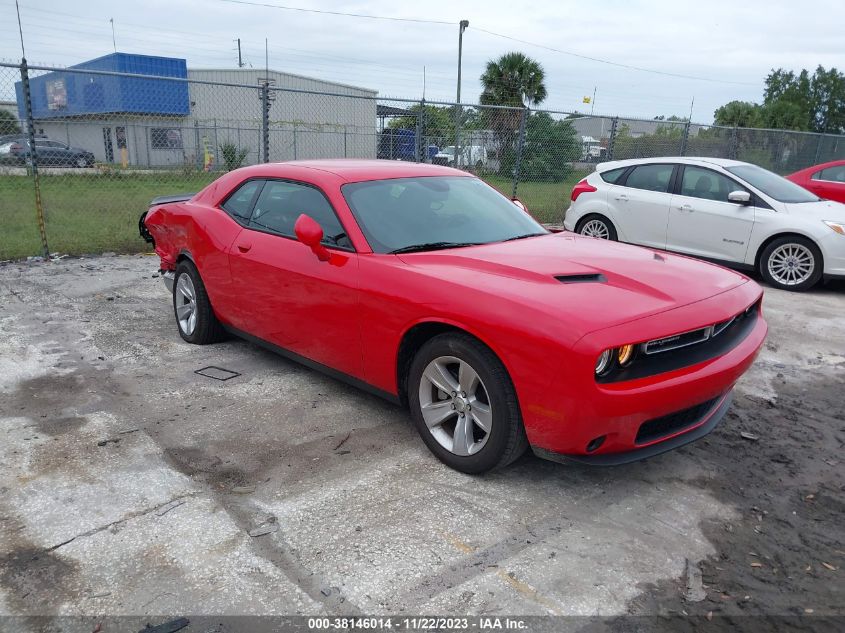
[533,391,732,466]
[521,282,766,462]
[819,230,845,277]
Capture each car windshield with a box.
[726,164,820,203]
[341,176,546,254]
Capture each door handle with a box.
[615,194,628,201]
[678,204,693,213]
[236,241,252,253]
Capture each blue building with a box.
[16,53,190,121]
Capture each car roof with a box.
[595,156,750,171]
[267,159,472,182]
[788,158,845,176]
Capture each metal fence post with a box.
[679,120,691,156]
[813,134,824,164]
[511,107,529,199]
[415,99,424,163]
[730,126,738,160]
[193,121,201,169]
[261,82,270,163]
[606,117,619,161]
[454,103,463,169]
[19,59,50,258]
[213,119,219,170]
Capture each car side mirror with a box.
[728,190,751,205]
[512,198,528,213]
[294,214,331,261]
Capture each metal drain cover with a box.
[194,366,241,381]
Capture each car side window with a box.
[221,180,263,223]
[624,164,673,193]
[600,167,627,184]
[814,165,845,182]
[681,166,748,203]
[249,181,350,248]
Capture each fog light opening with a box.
[586,435,606,453]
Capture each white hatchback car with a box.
[563,157,845,291]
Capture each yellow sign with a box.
[582,96,591,104]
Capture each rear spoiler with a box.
[148,193,196,207]
[139,193,196,244]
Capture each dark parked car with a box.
[0,138,95,168]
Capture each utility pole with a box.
[237,38,244,68]
[590,86,596,116]
[455,19,469,169]
[110,18,117,52]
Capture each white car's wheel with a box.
[759,236,823,292]
[576,214,618,241]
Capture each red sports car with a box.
[786,159,845,204]
[141,160,767,473]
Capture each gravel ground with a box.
[0,255,842,631]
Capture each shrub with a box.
[220,143,250,171]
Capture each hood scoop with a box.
[554,273,607,284]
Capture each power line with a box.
[217,0,452,25]
[471,27,758,87]
[213,0,756,87]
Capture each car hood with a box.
[782,199,845,219]
[398,232,749,332]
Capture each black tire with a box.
[173,260,226,344]
[407,333,528,474]
[575,214,618,241]
[758,235,823,292]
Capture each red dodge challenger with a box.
[141,160,767,473]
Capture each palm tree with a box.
[480,52,547,108]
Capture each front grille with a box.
[635,395,722,445]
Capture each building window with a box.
[150,128,183,150]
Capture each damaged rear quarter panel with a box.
[145,202,240,319]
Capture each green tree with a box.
[479,52,548,177]
[713,101,765,128]
[387,104,469,145]
[480,52,547,108]
[713,66,845,133]
[0,110,21,135]
[518,112,580,181]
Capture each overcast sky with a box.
[1,0,842,122]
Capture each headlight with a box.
[617,344,635,367]
[595,349,612,375]
[823,220,845,235]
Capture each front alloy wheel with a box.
[419,355,493,456]
[408,333,528,473]
[759,236,822,292]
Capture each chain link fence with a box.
[2,59,844,260]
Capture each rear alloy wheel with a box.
[75,157,87,168]
[576,214,618,241]
[408,333,527,473]
[759,236,822,292]
[173,260,225,344]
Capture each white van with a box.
[433,145,488,169]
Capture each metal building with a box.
[17,53,377,168]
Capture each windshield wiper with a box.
[389,241,483,254]
[502,232,546,242]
